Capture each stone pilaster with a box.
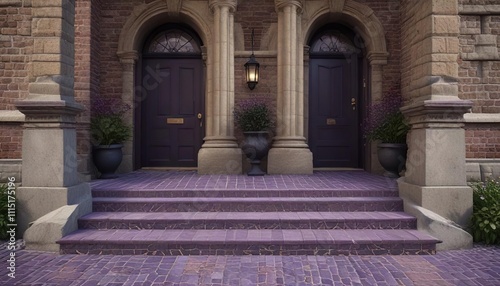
[198,0,242,174]
[268,0,312,174]
[15,0,92,252]
[117,51,138,174]
[399,0,472,250]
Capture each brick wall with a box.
[360,0,401,94]
[75,0,103,174]
[0,1,31,159]
[0,124,22,159]
[458,1,500,159]
[98,0,142,101]
[234,0,277,51]
[466,126,500,159]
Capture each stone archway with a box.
[302,0,389,172]
[116,0,214,172]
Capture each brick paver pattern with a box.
[1,242,499,285]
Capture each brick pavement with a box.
[1,240,499,286]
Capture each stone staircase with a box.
[57,171,440,255]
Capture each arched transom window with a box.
[310,29,359,54]
[146,28,201,54]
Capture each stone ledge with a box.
[459,5,500,15]
[0,110,25,122]
[464,113,500,123]
[466,159,500,181]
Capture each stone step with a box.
[92,197,404,212]
[79,211,417,230]
[91,188,398,198]
[57,229,440,256]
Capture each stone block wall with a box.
[458,1,500,164]
[401,0,460,102]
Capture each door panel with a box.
[309,58,359,168]
[142,58,204,167]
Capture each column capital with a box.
[209,0,238,12]
[275,0,303,12]
[367,51,389,66]
[401,99,473,129]
[117,51,138,63]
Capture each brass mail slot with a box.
[167,118,184,124]
[326,118,336,125]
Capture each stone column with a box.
[15,0,92,251]
[398,0,472,250]
[198,0,242,174]
[268,0,313,174]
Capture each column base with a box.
[398,178,473,250]
[18,182,92,236]
[198,147,243,174]
[267,148,313,174]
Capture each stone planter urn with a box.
[92,144,123,179]
[242,131,270,176]
[377,143,407,178]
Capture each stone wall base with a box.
[0,159,22,182]
[466,159,500,181]
[267,148,313,174]
[198,147,243,174]
[17,183,92,236]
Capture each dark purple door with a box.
[309,57,359,167]
[141,59,204,167]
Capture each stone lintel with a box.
[401,99,472,128]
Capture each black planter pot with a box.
[242,131,270,176]
[377,143,407,178]
[92,144,123,179]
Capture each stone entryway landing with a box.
[57,171,440,255]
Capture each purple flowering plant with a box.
[363,85,409,144]
[234,97,274,132]
[90,97,131,146]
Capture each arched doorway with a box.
[139,25,205,168]
[308,25,363,168]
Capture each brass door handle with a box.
[351,98,356,110]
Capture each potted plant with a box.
[364,86,410,177]
[90,98,131,179]
[234,97,274,176]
